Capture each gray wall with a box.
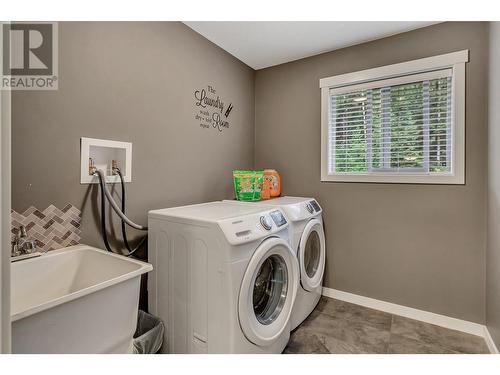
[11,22,255,249]
[487,22,500,348]
[254,22,488,323]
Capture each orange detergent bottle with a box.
[262,169,281,199]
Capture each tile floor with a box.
[284,296,489,354]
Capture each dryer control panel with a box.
[310,200,322,213]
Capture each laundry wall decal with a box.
[194,84,232,132]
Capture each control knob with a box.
[260,215,273,231]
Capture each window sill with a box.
[320,173,464,184]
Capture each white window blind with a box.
[328,69,453,176]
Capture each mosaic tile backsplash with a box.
[11,204,82,252]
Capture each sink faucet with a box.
[11,225,37,257]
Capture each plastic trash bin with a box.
[133,310,165,354]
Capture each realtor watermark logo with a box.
[1,22,58,90]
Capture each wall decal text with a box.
[194,85,233,132]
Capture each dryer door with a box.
[238,237,298,347]
[298,219,326,292]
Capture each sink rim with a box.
[11,244,152,322]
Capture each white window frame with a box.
[320,50,468,184]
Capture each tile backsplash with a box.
[11,204,82,252]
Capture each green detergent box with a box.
[233,170,264,201]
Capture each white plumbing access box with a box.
[80,137,132,184]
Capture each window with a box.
[320,50,468,184]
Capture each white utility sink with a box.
[11,244,152,354]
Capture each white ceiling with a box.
[184,22,438,70]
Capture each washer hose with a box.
[95,169,147,230]
[116,168,147,257]
[95,169,147,258]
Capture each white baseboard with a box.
[484,326,499,354]
[322,287,486,339]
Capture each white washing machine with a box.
[223,197,326,330]
[148,202,299,353]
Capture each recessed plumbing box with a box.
[80,137,132,184]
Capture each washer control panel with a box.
[218,207,290,245]
[270,210,287,227]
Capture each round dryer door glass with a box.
[298,219,326,292]
[253,254,288,325]
[303,230,320,278]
